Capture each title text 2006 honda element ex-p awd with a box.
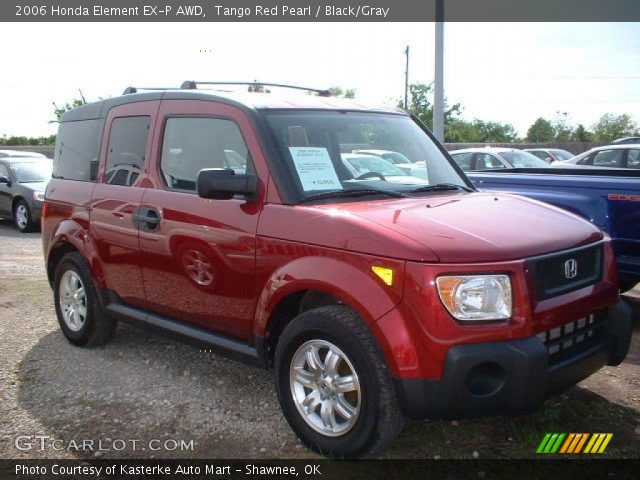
[42,82,633,457]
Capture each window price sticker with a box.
[289,147,342,191]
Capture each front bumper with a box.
[393,300,634,419]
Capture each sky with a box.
[0,22,638,137]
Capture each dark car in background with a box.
[524,148,575,163]
[0,157,52,232]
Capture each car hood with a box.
[323,192,603,263]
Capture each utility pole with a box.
[433,0,444,142]
[404,46,410,109]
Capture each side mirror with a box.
[0,176,11,186]
[197,168,258,200]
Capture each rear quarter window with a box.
[53,119,104,182]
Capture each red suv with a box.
[42,82,633,457]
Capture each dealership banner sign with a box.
[3,0,640,22]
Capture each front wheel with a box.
[274,305,405,458]
[14,199,36,233]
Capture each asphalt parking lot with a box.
[1,219,639,459]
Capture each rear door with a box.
[90,102,159,307]
[138,100,267,340]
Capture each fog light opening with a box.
[464,362,506,397]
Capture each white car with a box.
[0,150,47,159]
[524,148,575,163]
[552,144,639,170]
[449,147,550,172]
[341,153,427,184]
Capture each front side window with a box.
[476,153,506,170]
[592,149,623,168]
[500,151,550,168]
[105,116,150,186]
[265,112,468,201]
[160,117,252,192]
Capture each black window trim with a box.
[157,113,255,195]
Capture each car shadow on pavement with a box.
[14,323,307,459]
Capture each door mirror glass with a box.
[197,168,258,200]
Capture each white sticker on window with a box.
[289,147,342,191]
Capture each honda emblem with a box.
[564,259,578,279]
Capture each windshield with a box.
[499,151,550,168]
[550,149,574,160]
[264,111,469,201]
[13,161,52,182]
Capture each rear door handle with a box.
[133,207,160,231]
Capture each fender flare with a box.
[254,256,404,335]
[47,219,105,288]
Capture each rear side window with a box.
[160,117,252,192]
[105,116,150,186]
[628,149,640,169]
[53,119,104,182]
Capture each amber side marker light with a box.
[371,266,394,286]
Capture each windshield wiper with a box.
[299,188,409,203]
[409,183,474,194]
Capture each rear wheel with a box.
[274,305,405,458]
[53,252,117,346]
[13,199,36,233]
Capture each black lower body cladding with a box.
[394,300,634,419]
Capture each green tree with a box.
[328,86,356,98]
[52,90,88,121]
[404,82,461,132]
[571,124,594,142]
[551,111,573,142]
[526,118,555,142]
[592,113,639,142]
[247,80,271,93]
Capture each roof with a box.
[0,156,52,164]
[448,147,518,154]
[0,150,46,158]
[60,89,406,123]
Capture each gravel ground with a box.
[0,218,639,460]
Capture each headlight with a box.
[436,275,512,322]
[33,191,45,202]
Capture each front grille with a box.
[528,243,603,301]
[536,314,605,360]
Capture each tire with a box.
[53,252,117,347]
[274,305,405,458]
[620,281,638,294]
[13,199,36,233]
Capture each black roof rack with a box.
[122,86,174,95]
[180,81,333,97]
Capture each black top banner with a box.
[4,0,640,22]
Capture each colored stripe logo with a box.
[537,433,613,454]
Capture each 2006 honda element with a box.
[42,82,633,457]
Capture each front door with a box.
[90,101,159,307]
[138,100,266,340]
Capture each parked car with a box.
[611,136,640,145]
[552,144,639,170]
[0,157,52,232]
[42,83,632,458]
[524,148,574,163]
[351,149,418,173]
[341,153,426,184]
[0,149,47,159]
[468,168,640,292]
[449,147,551,171]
